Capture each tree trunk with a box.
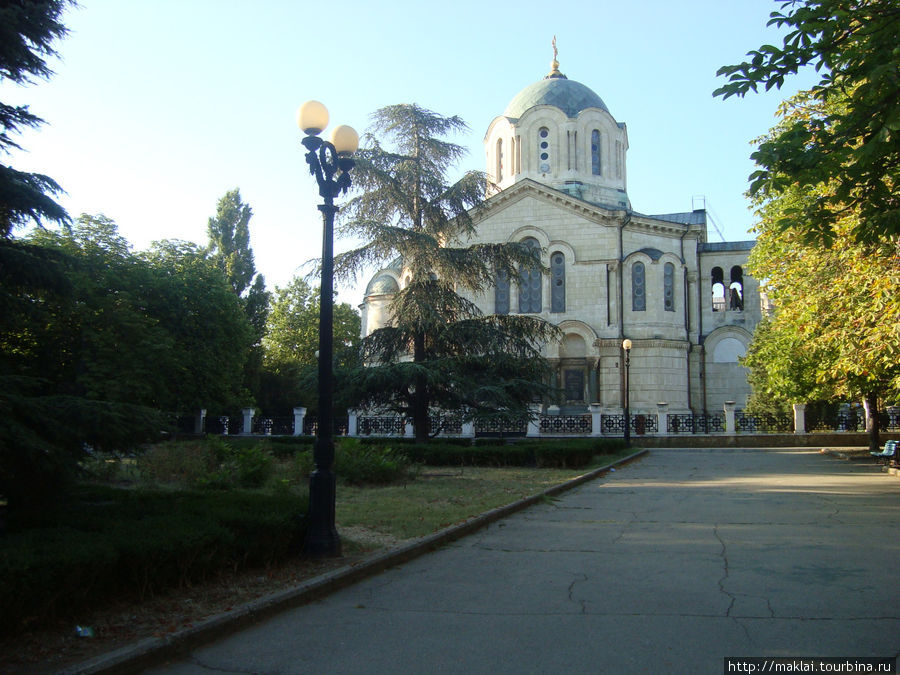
[412,330,429,443]
[863,393,880,453]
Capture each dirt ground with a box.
[0,527,400,674]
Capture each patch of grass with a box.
[336,452,633,540]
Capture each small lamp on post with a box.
[297,100,358,557]
[622,338,632,447]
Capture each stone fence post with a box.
[461,418,475,438]
[404,418,414,438]
[347,409,358,437]
[589,403,603,437]
[195,409,207,435]
[792,403,807,435]
[527,403,542,437]
[241,407,254,435]
[724,401,736,434]
[657,402,669,436]
[293,407,306,436]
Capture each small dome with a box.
[365,274,399,296]
[504,77,609,120]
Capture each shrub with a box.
[137,439,219,486]
[334,438,416,485]
[0,486,307,634]
[137,439,274,490]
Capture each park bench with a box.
[871,439,897,464]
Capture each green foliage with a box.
[259,276,361,414]
[743,88,900,449]
[137,440,220,487]
[0,486,307,634]
[204,189,270,404]
[336,104,560,441]
[138,439,275,490]
[395,438,625,469]
[333,438,416,485]
[715,0,900,244]
[0,0,73,236]
[745,91,900,401]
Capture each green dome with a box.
[365,274,399,296]
[504,77,609,120]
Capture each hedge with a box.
[395,438,626,468]
[0,486,307,634]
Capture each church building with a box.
[361,53,761,417]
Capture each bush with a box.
[398,438,627,468]
[0,486,307,634]
[334,438,416,485]
[137,439,274,489]
[137,439,220,486]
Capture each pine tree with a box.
[337,104,559,442]
[0,0,73,236]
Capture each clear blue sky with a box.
[3,0,818,306]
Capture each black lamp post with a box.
[622,338,632,447]
[297,100,358,557]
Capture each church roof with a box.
[504,77,610,120]
[643,211,708,225]
[365,273,400,296]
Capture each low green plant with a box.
[137,440,219,486]
[334,438,416,485]
[0,486,308,634]
[138,439,274,490]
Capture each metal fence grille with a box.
[734,411,793,433]
[539,415,592,435]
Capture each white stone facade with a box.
[361,62,760,415]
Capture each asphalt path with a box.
[148,448,900,674]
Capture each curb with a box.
[63,449,647,674]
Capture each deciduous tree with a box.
[714,0,900,245]
[743,91,900,450]
[260,276,360,414]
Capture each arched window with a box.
[538,127,551,173]
[550,251,566,312]
[664,262,675,312]
[591,129,601,176]
[729,266,744,311]
[518,237,542,313]
[495,268,509,315]
[632,262,646,311]
[711,267,725,312]
[496,138,503,181]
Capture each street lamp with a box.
[297,100,359,557]
[622,338,632,447]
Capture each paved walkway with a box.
[149,449,900,674]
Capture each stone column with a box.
[347,409,358,437]
[657,402,669,436]
[589,403,603,437]
[194,409,206,435]
[792,403,807,435]
[404,418,414,438]
[724,401,736,434]
[242,407,254,435]
[292,407,306,436]
[527,403,542,438]
[461,418,475,439]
